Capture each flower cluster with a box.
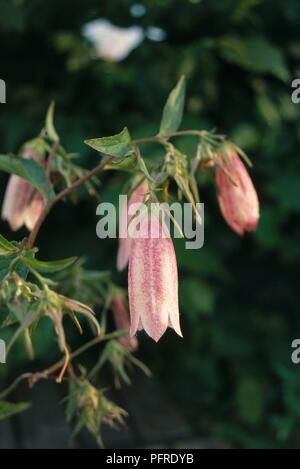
[0,78,260,444]
[116,147,259,342]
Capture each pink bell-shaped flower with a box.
[1,148,45,232]
[216,153,259,235]
[128,209,182,342]
[117,180,148,271]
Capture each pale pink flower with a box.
[111,296,138,352]
[128,211,182,342]
[1,149,45,231]
[117,180,148,271]
[23,191,45,231]
[216,153,259,235]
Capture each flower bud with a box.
[216,153,259,235]
[1,149,45,231]
[24,191,45,231]
[111,295,138,352]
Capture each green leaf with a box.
[137,157,157,183]
[0,253,31,281]
[7,308,39,354]
[22,256,78,274]
[0,253,16,280]
[46,101,59,143]
[84,128,133,158]
[15,259,30,280]
[0,154,54,200]
[219,36,290,82]
[0,401,30,420]
[0,234,16,252]
[159,76,186,135]
[104,154,137,172]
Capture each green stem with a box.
[0,373,32,400]
[27,155,113,248]
[134,129,203,145]
[0,331,125,400]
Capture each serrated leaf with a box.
[0,154,54,200]
[159,76,186,135]
[0,253,17,281]
[0,245,36,280]
[84,128,133,158]
[104,154,137,172]
[22,256,77,274]
[15,260,30,280]
[46,101,59,143]
[0,401,30,420]
[0,256,29,281]
[0,234,16,253]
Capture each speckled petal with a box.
[24,191,45,231]
[128,213,181,342]
[117,181,148,271]
[1,175,35,231]
[216,154,259,235]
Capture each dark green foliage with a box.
[0,0,299,448]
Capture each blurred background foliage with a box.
[0,0,299,449]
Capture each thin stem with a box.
[27,129,214,249]
[45,331,123,377]
[27,155,113,248]
[134,129,203,145]
[133,142,142,161]
[56,345,70,383]
[0,331,125,400]
[0,373,32,400]
[24,329,35,361]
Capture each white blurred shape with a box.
[146,26,166,42]
[82,19,144,61]
[130,3,147,17]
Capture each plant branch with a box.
[0,373,32,400]
[27,129,220,249]
[134,129,204,145]
[0,331,125,400]
[27,155,113,248]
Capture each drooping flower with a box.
[111,295,138,352]
[128,209,182,342]
[1,148,45,231]
[23,191,45,231]
[117,180,148,271]
[216,152,259,236]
